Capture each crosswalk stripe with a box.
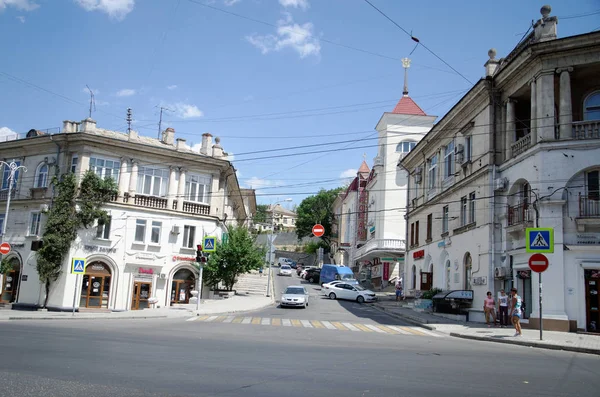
[261,318,271,325]
[222,316,235,323]
[341,322,360,332]
[213,316,226,323]
[400,327,426,336]
[241,317,252,324]
[352,323,374,332]
[196,315,210,321]
[232,317,243,324]
[291,319,302,327]
[186,317,198,322]
[320,320,337,330]
[272,318,282,326]
[331,322,348,331]
[310,320,325,328]
[300,320,313,328]
[205,315,219,322]
[386,325,412,335]
[364,324,385,333]
[282,319,292,327]
[251,317,261,325]
[373,325,399,334]
[414,328,443,337]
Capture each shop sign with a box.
[138,267,154,275]
[575,233,600,245]
[383,262,390,280]
[173,255,196,262]
[84,245,117,254]
[413,250,425,260]
[11,243,25,249]
[135,253,154,261]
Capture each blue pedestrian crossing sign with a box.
[71,258,86,274]
[526,228,554,253]
[203,236,217,252]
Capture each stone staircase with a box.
[233,270,269,296]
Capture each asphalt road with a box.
[0,269,598,397]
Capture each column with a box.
[530,79,537,144]
[167,166,178,210]
[118,158,129,199]
[536,71,556,141]
[176,168,186,212]
[128,160,138,198]
[558,67,573,140]
[505,99,516,161]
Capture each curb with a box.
[449,332,600,356]
[371,304,437,331]
[7,315,170,321]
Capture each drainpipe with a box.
[488,78,497,294]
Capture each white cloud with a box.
[0,0,39,11]
[339,168,357,179]
[167,85,178,90]
[278,0,309,10]
[16,15,25,22]
[116,88,136,97]
[246,13,321,59]
[223,0,240,5]
[74,0,134,21]
[0,127,19,141]
[165,102,203,119]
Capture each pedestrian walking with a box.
[259,267,263,277]
[395,280,403,301]
[497,289,509,327]
[510,288,523,336]
[484,291,496,327]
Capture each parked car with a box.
[278,265,293,276]
[326,283,377,303]
[300,266,316,278]
[321,280,356,295]
[280,285,309,308]
[319,264,357,286]
[288,261,298,269]
[305,268,321,283]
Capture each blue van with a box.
[319,264,358,285]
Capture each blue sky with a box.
[1,0,599,208]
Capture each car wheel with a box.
[357,295,365,304]
[329,292,337,300]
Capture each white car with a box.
[278,265,293,276]
[300,266,316,279]
[280,285,309,308]
[277,258,292,267]
[321,280,346,296]
[326,283,377,303]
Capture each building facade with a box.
[0,118,251,311]
[266,204,297,232]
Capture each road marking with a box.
[352,323,374,332]
[310,320,325,328]
[241,317,252,324]
[282,319,292,327]
[251,317,261,325]
[222,316,235,323]
[291,319,302,327]
[300,319,313,328]
[186,317,198,322]
[331,322,348,331]
[320,320,337,330]
[261,318,271,325]
[341,322,360,332]
[206,315,219,322]
[386,325,412,335]
[213,316,226,323]
[400,327,426,336]
[272,318,282,326]
[232,317,244,324]
[373,325,399,334]
[364,324,385,333]
[414,328,444,337]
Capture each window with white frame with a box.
[151,221,162,244]
[29,212,41,236]
[469,192,476,224]
[460,196,468,226]
[89,157,120,182]
[71,155,78,173]
[444,141,454,178]
[137,166,169,197]
[428,155,438,190]
[465,136,473,162]
[183,225,196,248]
[96,216,111,239]
[1,160,21,190]
[35,163,49,188]
[584,91,600,121]
[442,206,449,233]
[134,219,147,242]
[185,174,211,203]
[0,214,4,235]
[396,141,417,153]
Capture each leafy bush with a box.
[421,287,443,300]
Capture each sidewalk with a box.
[373,297,600,356]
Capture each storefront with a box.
[584,269,600,333]
[80,262,112,309]
[0,256,22,303]
[171,268,196,305]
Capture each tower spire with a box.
[402,57,411,96]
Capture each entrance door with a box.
[171,268,196,305]
[80,262,112,309]
[0,260,20,303]
[420,272,432,291]
[585,269,600,333]
[131,282,152,310]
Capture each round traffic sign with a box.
[312,224,325,237]
[0,242,11,255]
[529,253,549,273]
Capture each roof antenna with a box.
[156,106,174,139]
[126,108,133,134]
[86,85,96,118]
[402,58,411,96]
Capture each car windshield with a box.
[284,288,305,295]
[281,265,291,269]
[354,285,366,291]
[340,274,354,280]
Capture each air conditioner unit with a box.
[171,225,180,235]
[494,177,508,192]
[160,273,167,279]
[494,266,508,279]
[454,144,464,154]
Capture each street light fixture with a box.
[266,198,292,297]
[1,160,27,238]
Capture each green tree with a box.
[36,171,117,307]
[0,258,15,275]
[254,204,268,224]
[200,225,265,291]
[303,240,329,254]
[295,187,343,245]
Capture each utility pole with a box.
[86,85,96,119]
[126,108,133,135]
[156,106,173,139]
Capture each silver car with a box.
[280,286,309,308]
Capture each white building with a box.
[0,118,252,311]
[266,204,297,232]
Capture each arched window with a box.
[584,91,600,121]
[396,141,416,153]
[35,163,49,188]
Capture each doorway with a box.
[131,281,152,310]
[420,272,432,291]
[171,268,196,305]
[80,262,112,309]
[584,269,600,333]
[0,257,21,303]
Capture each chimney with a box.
[200,133,213,155]
[81,117,97,132]
[162,127,175,145]
[63,120,75,133]
[212,137,225,158]
[484,48,500,78]
[534,5,558,43]
[176,138,187,150]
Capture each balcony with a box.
[576,194,600,232]
[133,194,168,210]
[111,193,211,216]
[354,238,406,261]
[0,189,17,201]
[572,120,600,140]
[507,202,534,234]
[181,201,210,215]
[511,134,531,158]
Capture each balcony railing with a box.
[572,120,600,140]
[354,238,406,260]
[134,194,168,209]
[182,201,210,215]
[0,189,17,201]
[579,194,600,218]
[112,193,211,215]
[507,202,534,226]
[511,134,531,158]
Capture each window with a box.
[444,141,454,178]
[137,166,169,197]
[442,206,449,233]
[0,214,4,235]
[134,219,146,243]
[460,196,468,226]
[89,157,120,182]
[396,141,416,153]
[151,221,161,244]
[185,174,211,203]
[35,164,49,188]
[584,91,600,121]
[71,155,78,173]
[183,225,196,248]
[1,160,21,190]
[465,136,473,162]
[415,221,420,245]
[29,212,41,236]
[96,216,111,239]
[426,214,432,241]
[587,170,600,201]
[410,223,415,246]
[469,192,476,223]
[283,218,288,224]
[428,155,438,190]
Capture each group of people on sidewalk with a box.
[484,288,523,336]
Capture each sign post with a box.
[0,242,11,255]
[71,258,86,316]
[312,224,325,238]
[528,253,549,341]
[526,228,553,341]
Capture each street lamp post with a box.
[266,198,292,297]
[1,160,27,238]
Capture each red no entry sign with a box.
[0,242,11,255]
[529,253,549,273]
[312,224,325,237]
